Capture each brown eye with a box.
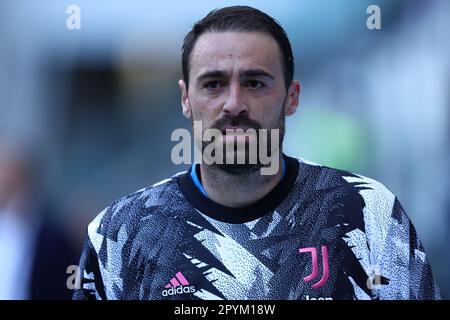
[203,81,224,90]
[246,80,265,89]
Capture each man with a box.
[0,136,77,299]
[74,6,440,300]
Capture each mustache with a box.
[211,114,262,132]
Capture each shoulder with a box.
[297,158,411,271]
[296,157,398,234]
[297,157,395,199]
[86,172,185,251]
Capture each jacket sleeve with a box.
[72,233,107,300]
[377,197,441,300]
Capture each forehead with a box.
[190,31,283,78]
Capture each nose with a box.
[223,82,248,116]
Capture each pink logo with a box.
[299,246,329,289]
[164,271,190,288]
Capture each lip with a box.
[221,126,251,134]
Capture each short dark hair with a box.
[182,6,294,90]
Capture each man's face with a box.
[179,31,299,172]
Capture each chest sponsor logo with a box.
[299,245,329,289]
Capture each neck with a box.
[200,154,284,208]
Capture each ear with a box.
[285,80,300,116]
[178,79,192,119]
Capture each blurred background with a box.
[0,0,448,299]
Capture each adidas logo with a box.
[161,271,196,297]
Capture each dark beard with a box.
[201,108,286,176]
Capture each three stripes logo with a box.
[161,271,196,297]
[299,246,330,289]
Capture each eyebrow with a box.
[243,69,275,80]
[196,69,275,83]
[197,70,226,82]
